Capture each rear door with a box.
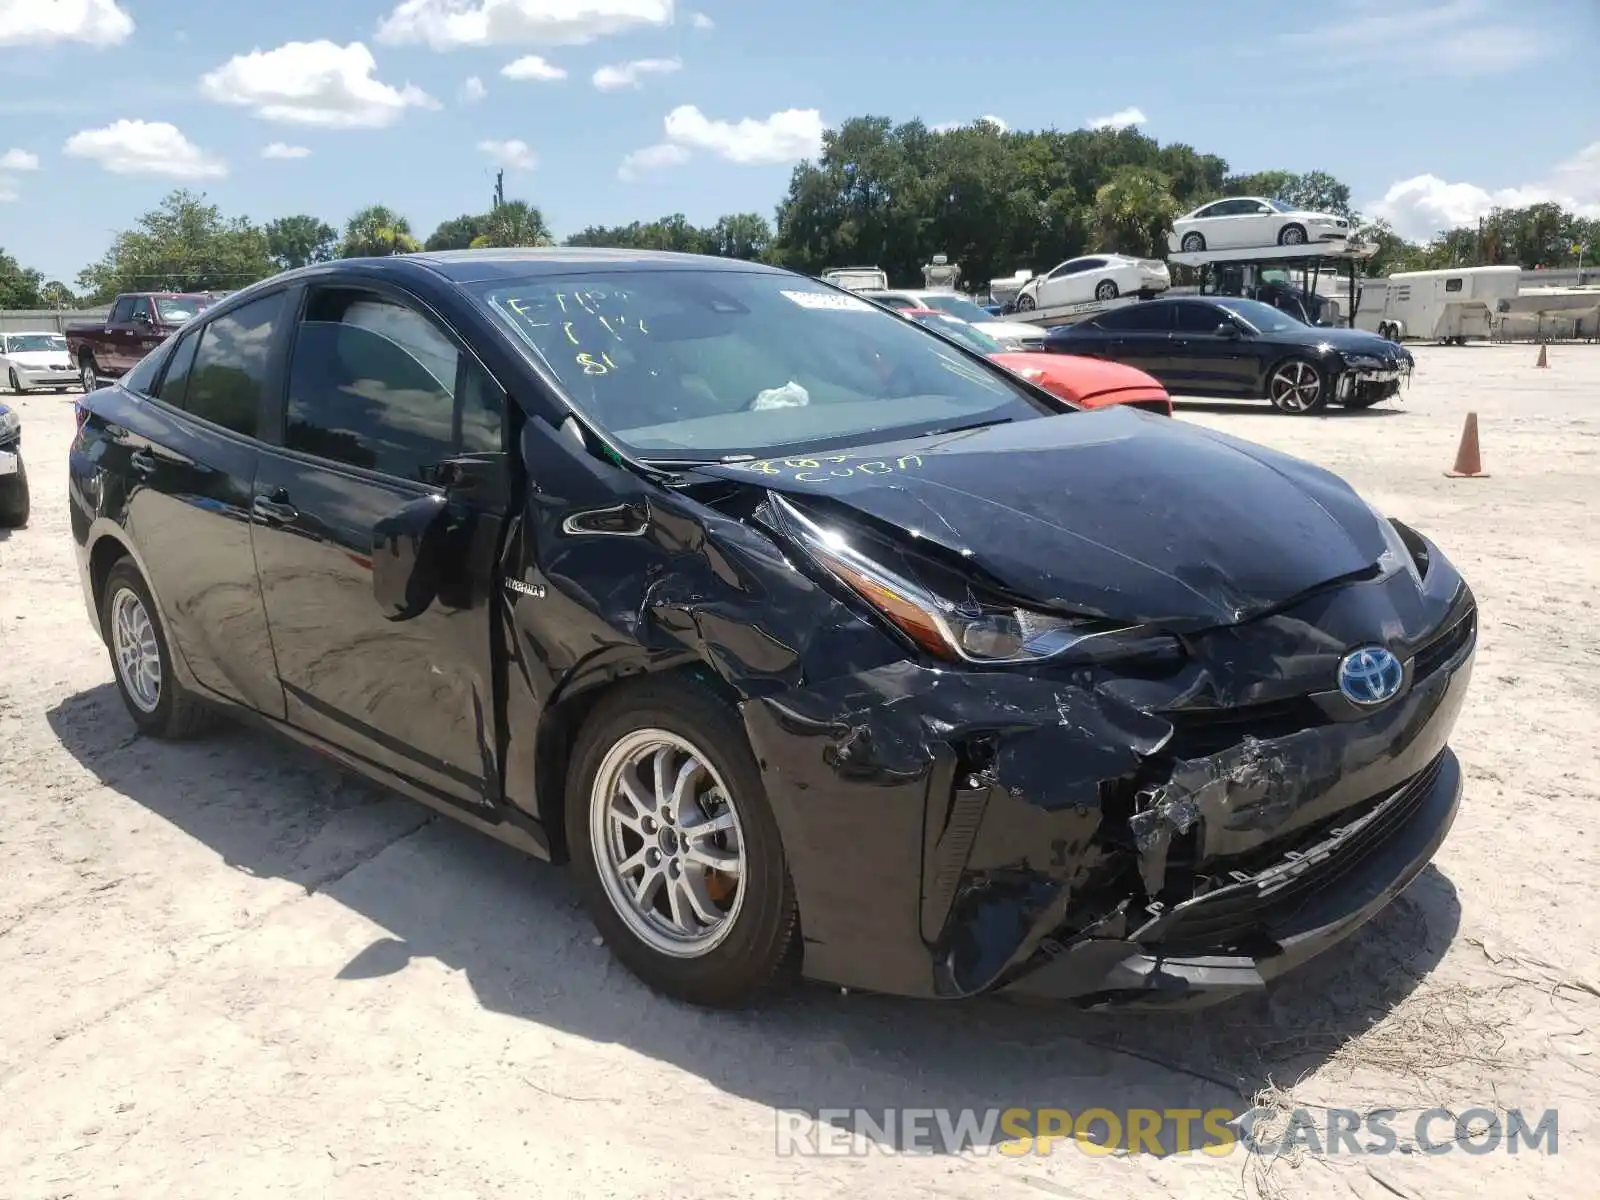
[101,295,142,373]
[113,291,289,717]
[250,281,512,813]
[1092,303,1175,377]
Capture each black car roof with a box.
[403,248,793,285]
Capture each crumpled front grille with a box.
[1142,752,1445,956]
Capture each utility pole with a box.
[493,169,505,210]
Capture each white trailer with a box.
[1355,266,1521,344]
[820,266,888,293]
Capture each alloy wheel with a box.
[1181,233,1204,252]
[80,363,97,393]
[1095,280,1119,301]
[1280,225,1307,245]
[588,729,748,958]
[110,586,162,713]
[1269,361,1322,413]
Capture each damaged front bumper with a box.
[742,571,1475,1009]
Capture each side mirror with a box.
[372,493,449,621]
[1215,322,1242,339]
[133,310,151,325]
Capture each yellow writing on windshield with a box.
[738,454,924,483]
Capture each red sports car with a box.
[901,308,1173,416]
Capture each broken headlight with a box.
[769,494,1107,665]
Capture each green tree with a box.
[265,215,338,270]
[75,190,274,301]
[0,247,45,309]
[40,280,78,308]
[1093,166,1180,257]
[470,200,554,248]
[425,213,490,251]
[340,205,420,258]
[706,212,773,260]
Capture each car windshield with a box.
[910,313,1004,354]
[918,293,994,322]
[471,269,1058,462]
[1214,297,1305,333]
[1264,198,1297,213]
[155,297,210,324]
[3,334,66,353]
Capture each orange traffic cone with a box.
[1535,344,1548,368]
[1445,412,1488,478]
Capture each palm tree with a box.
[341,205,421,258]
[470,200,554,249]
[1092,167,1180,258]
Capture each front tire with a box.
[1266,357,1329,414]
[1015,292,1037,312]
[99,560,217,738]
[1180,232,1206,253]
[6,367,22,394]
[0,458,28,528]
[1278,224,1308,246]
[1095,279,1120,301]
[79,359,99,393]
[566,675,798,1008]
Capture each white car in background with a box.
[860,289,1047,349]
[2,331,78,393]
[1013,254,1170,312]
[1169,197,1350,253]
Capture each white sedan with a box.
[1169,197,1350,253]
[2,331,78,393]
[859,290,1047,349]
[1013,254,1170,312]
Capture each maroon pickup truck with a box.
[66,292,215,391]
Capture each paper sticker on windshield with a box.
[782,290,874,312]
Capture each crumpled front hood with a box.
[1301,327,1405,356]
[704,408,1392,627]
[5,350,70,368]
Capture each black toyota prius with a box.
[68,249,1476,1010]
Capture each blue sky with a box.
[2,0,1597,287]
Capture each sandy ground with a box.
[2,344,1597,1199]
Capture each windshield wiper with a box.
[921,417,1014,438]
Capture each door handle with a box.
[252,492,299,524]
[129,450,158,477]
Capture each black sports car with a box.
[68,250,1474,1010]
[0,400,28,527]
[1045,296,1415,414]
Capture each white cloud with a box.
[460,75,488,102]
[501,54,566,80]
[1369,142,1600,242]
[376,0,674,49]
[689,11,712,28]
[200,41,439,129]
[592,57,680,91]
[1281,0,1551,76]
[0,148,41,170]
[665,105,823,163]
[62,119,226,179]
[617,141,689,181]
[932,115,1007,134]
[479,138,536,170]
[1086,106,1146,131]
[262,142,311,159]
[0,0,132,46]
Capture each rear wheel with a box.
[1180,232,1206,253]
[1094,279,1120,301]
[1266,357,1328,414]
[566,675,798,1007]
[99,560,217,738]
[1278,224,1308,246]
